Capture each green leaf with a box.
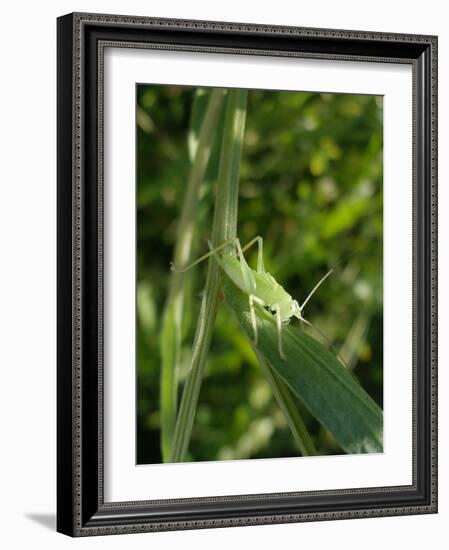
[221,273,383,454]
[254,349,317,456]
[188,89,209,161]
[189,89,227,185]
[160,302,179,460]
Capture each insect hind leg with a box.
[171,237,236,272]
[235,238,256,293]
[241,236,265,273]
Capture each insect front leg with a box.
[274,305,286,360]
[248,294,266,346]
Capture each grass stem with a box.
[160,89,227,462]
[170,89,248,462]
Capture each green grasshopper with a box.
[171,236,333,360]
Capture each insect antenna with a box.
[299,269,334,312]
[296,250,364,371]
[299,249,362,313]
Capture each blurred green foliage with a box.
[136,85,383,464]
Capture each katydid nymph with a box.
[171,236,334,360]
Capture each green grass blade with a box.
[222,274,383,454]
[159,89,227,462]
[170,89,248,463]
[254,349,317,456]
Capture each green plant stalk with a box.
[254,349,317,456]
[160,89,227,462]
[170,89,248,463]
[339,311,371,370]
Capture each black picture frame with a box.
[57,12,438,537]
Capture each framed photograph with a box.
[57,12,437,536]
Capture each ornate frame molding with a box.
[57,12,437,536]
